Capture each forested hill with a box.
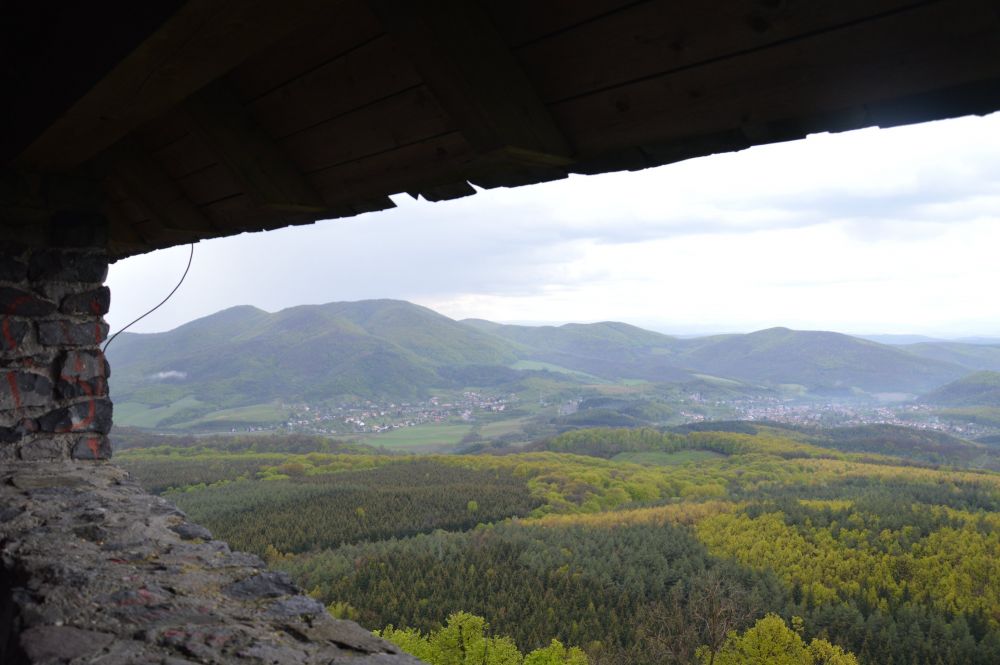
[674,327,963,393]
[109,300,994,422]
[108,300,522,405]
[919,371,1000,407]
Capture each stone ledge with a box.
[0,461,424,665]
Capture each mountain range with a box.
[107,299,1000,427]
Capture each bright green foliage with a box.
[698,614,858,665]
[378,612,583,665]
[702,614,858,665]
[522,639,588,665]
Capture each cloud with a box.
[107,112,1000,337]
[150,370,187,381]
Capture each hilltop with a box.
[109,300,993,431]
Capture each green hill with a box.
[462,319,694,382]
[109,301,977,430]
[902,342,1000,372]
[677,327,964,393]
[919,371,1000,407]
[108,300,526,428]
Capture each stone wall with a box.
[1,222,112,462]
[0,222,424,663]
[0,461,422,664]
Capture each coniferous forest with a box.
[118,425,1000,664]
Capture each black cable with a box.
[103,244,195,353]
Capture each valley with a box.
[107,300,1000,664]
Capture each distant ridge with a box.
[920,371,1000,407]
[108,299,998,429]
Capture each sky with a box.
[107,112,1000,338]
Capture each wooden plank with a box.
[554,0,1000,158]
[308,131,474,202]
[517,0,921,103]
[281,85,455,174]
[185,81,328,212]
[409,181,477,202]
[484,0,638,48]
[248,35,422,139]
[103,201,152,256]
[1,1,185,166]
[200,193,324,233]
[174,164,244,208]
[134,113,194,154]
[370,0,572,158]
[20,0,351,170]
[152,132,218,180]
[105,141,217,233]
[228,0,383,101]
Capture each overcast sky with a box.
[107,112,1000,338]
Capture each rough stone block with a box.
[19,437,67,461]
[60,285,111,315]
[0,257,28,282]
[38,398,113,434]
[224,571,299,599]
[171,521,214,541]
[38,318,109,347]
[20,625,115,663]
[0,318,31,353]
[71,434,113,460]
[0,370,54,410]
[55,349,109,399]
[28,249,109,283]
[0,286,57,316]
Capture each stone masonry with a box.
[0,460,423,664]
[0,220,424,663]
[1,227,112,463]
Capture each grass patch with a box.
[367,423,473,450]
[181,403,291,429]
[510,360,602,381]
[479,417,532,439]
[113,396,206,429]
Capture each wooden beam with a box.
[185,82,328,213]
[18,0,349,171]
[369,0,573,161]
[104,141,216,235]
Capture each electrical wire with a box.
[103,244,195,353]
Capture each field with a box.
[365,423,473,450]
[112,396,207,429]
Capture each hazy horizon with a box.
[108,112,1000,339]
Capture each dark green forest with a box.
[118,425,1000,664]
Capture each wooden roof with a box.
[4,0,1000,259]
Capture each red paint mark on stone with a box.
[5,295,32,316]
[86,436,101,458]
[6,371,22,409]
[1,317,16,350]
[55,374,98,433]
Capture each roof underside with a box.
[4,0,1000,259]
